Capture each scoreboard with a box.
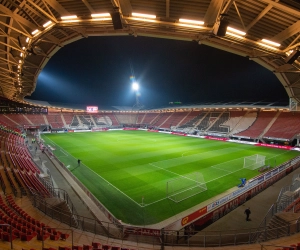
[86,106,98,113]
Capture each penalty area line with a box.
[144,164,246,207]
[149,163,196,182]
[83,165,142,207]
[210,166,234,173]
[44,136,143,207]
[206,166,244,184]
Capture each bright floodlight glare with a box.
[132,82,139,90]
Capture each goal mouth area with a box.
[167,185,207,203]
[166,172,207,203]
[243,154,266,170]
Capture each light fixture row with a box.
[29,13,283,53]
[58,13,281,50]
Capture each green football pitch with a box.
[41,130,300,225]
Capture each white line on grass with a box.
[44,136,70,156]
[145,160,246,207]
[144,197,168,207]
[211,166,235,173]
[146,162,201,207]
[60,149,68,156]
[153,147,243,166]
[205,166,245,184]
[149,163,197,182]
[56,155,70,159]
[80,163,142,207]
[145,162,205,207]
[204,150,293,184]
[266,150,292,162]
[43,135,142,207]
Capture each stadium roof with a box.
[25,97,290,112]
[1,0,300,106]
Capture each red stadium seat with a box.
[92,242,101,249]
[59,247,71,250]
[37,233,50,240]
[83,245,93,250]
[102,245,111,250]
[72,246,83,250]
[60,233,70,240]
[50,234,60,241]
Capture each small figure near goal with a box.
[238,178,247,188]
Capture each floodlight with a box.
[132,82,139,91]
[43,20,53,28]
[91,13,112,21]
[285,49,300,64]
[91,13,110,18]
[261,39,281,47]
[10,49,22,60]
[179,19,204,25]
[61,15,77,20]
[18,35,29,48]
[226,27,246,36]
[31,29,40,35]
[132,13,156,19]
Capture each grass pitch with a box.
[42,131,300,225]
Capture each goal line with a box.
[166,172,207,203]
[243,154,266,170]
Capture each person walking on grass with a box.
[244,207,251,221]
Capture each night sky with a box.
[28,36,288,109]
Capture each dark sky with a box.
[28,36,288,108]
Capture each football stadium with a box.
[1,1,300,250]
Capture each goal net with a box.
[166,172,207,203]
[243,154,266,170]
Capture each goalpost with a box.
[166,172,207,203]
[243,154,266,170]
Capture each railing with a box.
[30,193,122,239]
[163,219,300,247]
[25,139,80,222]
[278,180,300,203]
[292,173,300,183]
[251,188,300,243]
[34,177,79,224]
[43,148,121,226]
[28,188,300,248]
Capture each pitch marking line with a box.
[145,163,202,207]
[152,147,242,166]
[43,136,142,207]
[145,161,247,207]
[149,163,197,183]
[210,166,235,173]
[60,149,68,156]
[81,164,142,207]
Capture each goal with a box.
[166,172,207,203]
[243,154,266,170]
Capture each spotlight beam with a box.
[132,82,139,91]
